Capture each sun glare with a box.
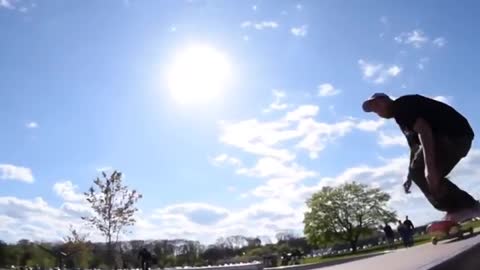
[166,44,232,105]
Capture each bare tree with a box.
[82,170,142,266]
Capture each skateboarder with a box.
[362,93,480,222]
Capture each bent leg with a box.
[408,145,445,210]
[408,137,477,212]
[434,136,477,211]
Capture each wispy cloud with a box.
[417,57,429,70]
[380,16,388,25]
[241,21,279,30]
[96,166,113,172]
[395,29,447,49]
[0,164,34,183]
[0,0,31,12]
[237,157,315,180]
[26,121,38,129]
[264,89,288,112]
[433,95,451,104]
[211,154,242,167]
[433,37,447,47]
[284,105,318,122]
[394,29,429,48]
[0,0,14,9]
[291,25,308,37]
[358,59,402,84]
[379,132,407,147]
[317,83,341,97]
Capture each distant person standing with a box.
[397,220,408,248]
[403,216,415,247]
[138,247,152,270]
[383,222,395,248]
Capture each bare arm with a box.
[413,118,438,183]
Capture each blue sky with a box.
[1,0,480,244]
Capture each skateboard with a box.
[426,219,474,245]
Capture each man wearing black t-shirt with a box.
[362,93,479,222]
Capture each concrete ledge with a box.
[265,252,386,270]
[429,241,480,270]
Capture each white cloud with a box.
[380,16,388,25]
[317,83,341,97]
[252,5,257,11]
[433,37,447,47]
[291,25,308,37]
[355,118,386,131]
[241,21,279,30]
[53,181,85,202]
[387,66,402,76]
[237,157,315,180]
[211,154,242,167]
[0,196,101,243]
[394,29,429,48]
[0,164,34,183]
[0,0,14,9]
[152,203,230,226]
[379,132,408,147]
[243,35,250,41]
[296,4,303,10]
[26,121,38,129]
[221,106,385,161]
[284,105,318,122]
[96,166,113,172]
[264,89,288,112]
[417,57,429,70]
[358,59,382,77]
[433,95,451,104]
[219,119,297,162]
[358,59,402,84]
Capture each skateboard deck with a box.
[426,219,475,245]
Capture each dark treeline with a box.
[0,232,314,269]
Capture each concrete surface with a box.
[319,233,480,270]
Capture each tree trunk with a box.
[106,242,116,269]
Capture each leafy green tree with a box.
[153,240,175,268]
[82,170,142,267]
[0,240,8,267]
[201,246,224,265]
[303,182,396,252]
[62,225,93,269]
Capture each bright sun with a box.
[166,44,232,105]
